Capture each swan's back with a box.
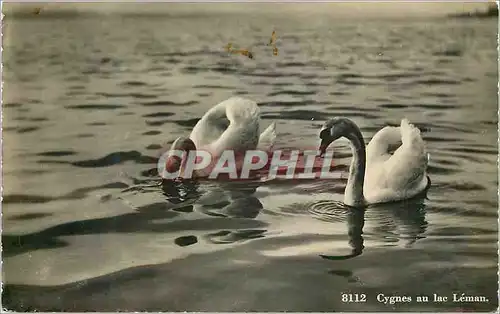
[223,97,260,124]
[189,97,261,152]
[364,119,428,204]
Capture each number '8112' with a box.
[341,293,367,303]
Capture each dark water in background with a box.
[2,12,498,312]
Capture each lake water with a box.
[2,11,498,312]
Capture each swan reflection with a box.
[161,178,263,218]
[161,178,200,205]
[194,181,263,219]
[195,181,266,244]
[162,179,266,245]
[366,195,428,248]
[312,193,429,260]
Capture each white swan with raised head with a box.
[166,97,276,176]
[318,117,430,207]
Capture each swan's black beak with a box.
[318,129,333,158]
[319,140,330,158]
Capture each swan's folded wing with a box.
[192,97,261,152]
[383,119,428,193]
[257,122,277,151]
[366,126,401,164]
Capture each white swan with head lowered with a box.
[166,97,276,176]
[318,117,430,207]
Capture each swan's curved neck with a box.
[203,101,259,157]
[344,126,366,207]
[190,103,231,153]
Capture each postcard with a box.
[2,2,498,312]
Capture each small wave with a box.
[172,118,201,128]
[211,66,239,75]
[259,100,329,107]
[427,165,460,175]
[142,130,162,136]
[418,122,472,133]
[70,151,157,168]
[430,158,461,167]
[3,102,23,108]
[329,91,350,96]
[416,104,457,109]
[3,182,129,205]
[413,78,461,86]
[204,229,267,244]
[378,103,457,110]
[161,50,223,58]
[97,92,157,99]
[28,117,49,122]
[142,112,175,118]
[261,110,331,121]
[9,213,52,221]
[75,133,95,138]
[3,195,54,204]
[120,80,149,87]
[140,100,198,107]
[36,150,77,157]
[442,182,486,192]
[428,204,497,219]
[65,104,126,110]
[267,90,317,97]
[448,147,497,155]
[376,72,423,81]
[181,66,209,74]
[242,72,294,78]
[420,92,454,98]
[17,127,39,134]
[336,79,382,86]
[433,48,463,57]
[146,144,162,150]
[275,62,308,67]
[87,122,107,126]
[146,118,171,126]
[378,103,409,109]
[424,136,461,143]
[193,84,236,90]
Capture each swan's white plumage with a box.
[187,96,276,156]
[363,118,428,205]
[257,122,277,151]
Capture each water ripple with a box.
[140,100,198,107]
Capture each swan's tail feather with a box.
[257,122,277,151]
[398,119,428,189]
[400,118,424,148]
